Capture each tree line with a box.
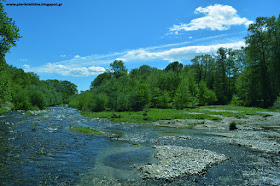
[0,59,78,110]
[70,14,280,112]
[1,0,280,112]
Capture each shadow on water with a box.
[0,106,279,185]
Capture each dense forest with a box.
[1,0,280,113]
[0,2,77,111]
[0,57,78,110]
[70,15,280,112]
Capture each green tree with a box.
[173,79,191,109]
[266,15,280,101]
[214,47,228,104]
[128,83,151,111]
[198,81,217,105]
[110,60,127,78]
[0,1,21,57]
[151,88,170,108]
[164,61,183,72]
[245,17,272,107]
[173,71,199,109]
[90,72,111,89]
[93,92,109,112]
[0,58,12,104]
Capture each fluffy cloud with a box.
[25,63,105,77]
[121,41,245,62]
[170,4,253,32]
[23,64,30,69]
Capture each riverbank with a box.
[0,102,13,114]
[82,105,280,161]
[81,105,277,124]
[1,106,279,185]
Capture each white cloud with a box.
[19,58,28,62]
[59,54,66,57]
[121,41,245,62]
[170,4,253,33]
[23,64,30,69]
[25,35,245,77]
[26,63,105,77]
[73,54,87,60]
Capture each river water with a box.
[0,106,279,185]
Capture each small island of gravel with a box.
[139,145,227,180]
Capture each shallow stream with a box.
[0,106,279,185]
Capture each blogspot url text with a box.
[6,3,63,7]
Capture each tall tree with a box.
[0,1,21,104]
[110,60,127,78]
[214,47,228,104]
[266,15,280,100]
[245,17,272,107]
[0,1,21,57]
[164,61,183,72]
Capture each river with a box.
[0,106,279,185]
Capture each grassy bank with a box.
[82,108,222,123]
[0,108,8,114]
[187,105,274,119]
[81,105,276,124]
[69,126,104,135]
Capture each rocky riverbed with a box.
[1,106,280,185]
[139,145,227,180]
[150,110,280,154]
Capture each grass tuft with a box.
[69,126,103,135]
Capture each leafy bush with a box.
[230,95,245,106]
[273,95,280,109]
[198,81,217,105]
[93,93,109,112]
[12,89,32,110]
[229,121,238,130]
[151,88,170,108]
[128,83,151,111]
[115,94,129,111]
[29,89,46,109]
[173,76,198,109]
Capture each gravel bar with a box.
[139,145,227,180]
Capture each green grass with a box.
[81,104,278,124]
[25,111,45,117]
[81,105,276,124]
[69,126,104,135]
[187,109,248,118]
[187,105,274,118]
[0,108,8,114]
[82,108,222,123]
[203,105,278,112]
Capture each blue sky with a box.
[4,0,280,91]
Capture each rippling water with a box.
[0,106,279,185]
